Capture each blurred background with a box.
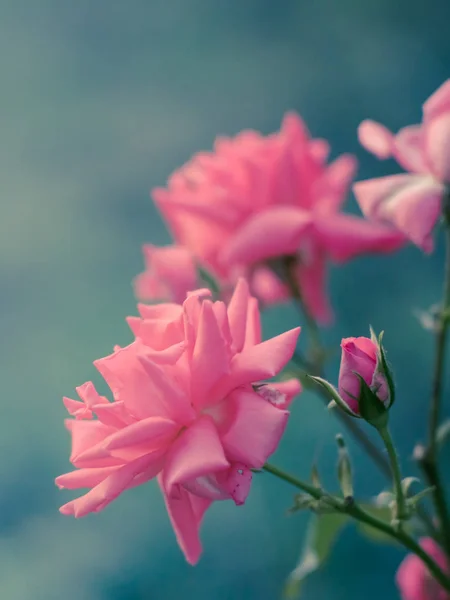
[1,1,450,598]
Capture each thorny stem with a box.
[263,463,450,593]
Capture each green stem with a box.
[420,203,450,556]
[263,462,450,592]
[377,426,407,521]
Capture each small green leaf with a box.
[284,514,349,598]
[336,434,353,498]
[307,375,357,417]
[355,375,388,428]
[377,331,396,407]
[356,503,398,546]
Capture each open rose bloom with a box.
[152,112,405,323]
[56,280,301,564]
[354,79,450,252]
[397,538,450,600]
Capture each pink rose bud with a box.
[338,331,392,418]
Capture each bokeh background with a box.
[2,1,450,598]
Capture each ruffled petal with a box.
[56,466,119,490]
[218,327,300,396]
[219,206,312,266]
[268,378,302,409]
[190,300,230,409]
[355,175,443,252]
[221,389,289,468]
[393,125,428,173]
[159,476,211,565]
[227,278,251,353]
[60,452,164,517]
[424,113,450,183]
[315,213,406,262]
[162,417,229,498]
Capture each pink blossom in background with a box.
[56,279,301,564]
[153,112,405,323]
[396,538,450,600]
[354,79,450,252]
[134,244,199,304]
[338,335,389,414]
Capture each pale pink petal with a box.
[162,417,229,498]
[92,401,130,428]
[424,113,450,182]
[190,300,230,408]
[159,476,211,565]
[218,464,252,505]
[227,278,251,353]
[354,174,419,219]
[127,316,184,350]
[393,125,428,173]
[315,213,406,262]
[355,175,443,252]
[63,397,92,420]
[221,389,289,468]
[315,154,358,213]
[134,244,199,304]
[137,303,183,321]
[67,420,117,466]
[358,120,394,159]
[423,79,450,121]
[243,296,262,348]
[219,207,312,266]
[103,416,180,451]
[60,452,164,518]
[56,466,119,490]
[94,342,187,421]
[138,356,195,424]
[218,328,301,396]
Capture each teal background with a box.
[1,1,450,598]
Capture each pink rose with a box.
[338,335,390,415]
[396,538,450,600]
[56,279,301,564]
[354,79,450,252]
[134,244,199,304]
[153,112,404,324]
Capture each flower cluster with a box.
[57,79,450,598]
[57,280,300,563]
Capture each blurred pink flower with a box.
[354,79,450,252]
[396,538,450,600]
[56,279,301,564]
[153,112,404,323]
[338,335,390,415]
[134,244,199,304]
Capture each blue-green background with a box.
[2,1,450,598]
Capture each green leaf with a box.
[356,503,398,546]
[336,435,353,498]
[284,514,349,598]
[307,375,357,417]
[355,375,388,428]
